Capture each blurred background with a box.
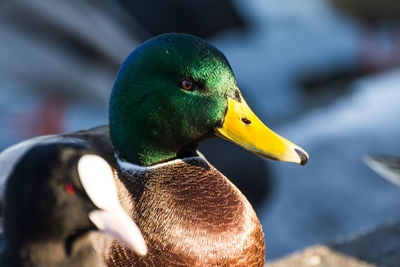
[1,0,400,263]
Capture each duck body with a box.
[0,126,264,266]
[99,150,265,266]
[0,232,99,267]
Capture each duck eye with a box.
[181,79,194,91]
[65,183,76,194]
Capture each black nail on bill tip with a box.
[295,148,308,166]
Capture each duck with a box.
[364,155,400,188]
[0,33,308,266]
[0,143,147,267]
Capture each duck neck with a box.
[109,117,204,166]
[115,140,177,166]
[115,139,200,166]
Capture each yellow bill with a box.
[215,97,308,165]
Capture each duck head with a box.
[109,33,308,166]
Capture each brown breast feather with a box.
[72,127,265,266]
[94,157,265,266]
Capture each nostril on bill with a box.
[241,117,252,125]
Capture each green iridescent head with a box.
[109,33,239,165]
[109,33,309,166]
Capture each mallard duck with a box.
[0,143,147,267]
[364,155,400,187]
[0,33,308,266]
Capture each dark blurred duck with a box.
[329,0,400,73]
[365,156,400,188]
[0,143,147,267]
[330,0,400,22]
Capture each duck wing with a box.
[364,155,400,187]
